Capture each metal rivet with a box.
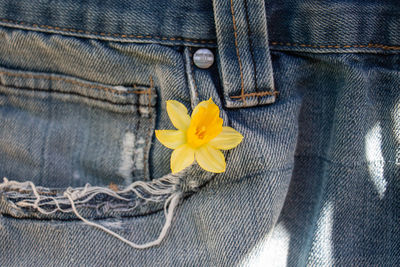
[193,48,214,69]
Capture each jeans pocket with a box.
[0,66,157,187]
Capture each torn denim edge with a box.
[0,163,214,219]
[0,173,184,249]
[0,173,180,215]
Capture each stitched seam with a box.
[0,71,150,95]
[143,76,154,181]
[230,0,246,102]
[189,47,198,93]
[0,83,147,106]
[0,18,216,44]
[230,91,279,99]
[270,42,400,51]
[243,0,258,92]
[147,77,153,110]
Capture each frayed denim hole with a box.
[0,172,181,215]
[0,170,185,249]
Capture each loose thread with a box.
[0,176,182,249]
[65,191,181,249]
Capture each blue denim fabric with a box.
[0,0,399,266]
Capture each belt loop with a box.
[213,0,277,108]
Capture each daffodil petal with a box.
[209,126,243,150]
[195,145,226,173]
[166,100,191,130]
[192,98,215,117]
[171,144,195,173]
[155,130,186,149]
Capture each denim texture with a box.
[213,0,276,107]
[0,0,399,266]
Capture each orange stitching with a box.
[0,71,149,95]
[230,0,245,102]
[131,76,154,108]
[243,0,259,93]
[270,41,400,51]
[0,18,216,44]
[230,91,279,99]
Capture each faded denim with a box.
[0,0,399,266]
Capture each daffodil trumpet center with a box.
[186,105,223,148]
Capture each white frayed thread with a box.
[65,191,181,249]
[0,175,181,249]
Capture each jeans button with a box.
[193,48,214,69]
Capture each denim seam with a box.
[0,84,150,106]
[0,18,216,45]
[184,47,199,109]
[270,41,400,51]
[243,0,258,92]
[229,0,245,102]
[188,47,199,95]
[0,70,151,95]
[143,77,154,181]
[230,91,279,98]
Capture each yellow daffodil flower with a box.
[155,98,243,173]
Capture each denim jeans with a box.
[0,0,399,266]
